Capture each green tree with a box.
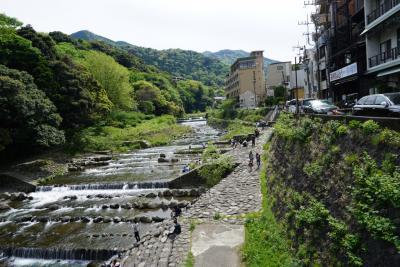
[82,51,135,110]
[0,65,64,151]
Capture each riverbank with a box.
[0,115,194,191]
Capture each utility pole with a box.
[295,57,299,115]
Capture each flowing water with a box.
[0,120,221,266]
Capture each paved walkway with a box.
[121,129,271,267]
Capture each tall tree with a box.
[0,65,65,151]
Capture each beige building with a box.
[225,51,265,108]
[266,62,291,97]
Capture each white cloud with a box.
[0,0,314,61]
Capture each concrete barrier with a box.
[0,173,36,193]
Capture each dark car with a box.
[303,100,342,115]
[352,93,400,117]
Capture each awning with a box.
[377,66,400,77]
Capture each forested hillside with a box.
[0,15,220,158]
[71,30,229,86]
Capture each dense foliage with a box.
[70,30,230,86]
[0,65,65,151]
[0,14,221,157]
[266,113,400,266]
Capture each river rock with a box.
[37,216,49,223]
[0,192,11,200]
[103,217,112,223]
[152,216,164,223]
[110,204,120,209]
[81,217,91,223]
[140,216,152,223]
[101,204,109,209]
[121,203,132,209]
[145,192,157,198]
[93,156,112,162]
[160,202,169,210]
[162,190,172,197]
[48,204,60,211]
[0,203,11,211]
[61,216,71,223]
[159,153,166,158]
[158,157,169,163]
[170,158,179,163]
[113,217,121,223]
[93,217,103,223]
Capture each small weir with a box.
[1,247,119,261]
[36,181,170,192]
[0,120,223,266]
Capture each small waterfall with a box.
[36,181,170,192]
[0,247,119,261]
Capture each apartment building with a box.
[364,0,400,91]
[225,51,266,108]
[265,62,291,98]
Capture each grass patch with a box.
[242,145,295,267]
[213,212,222,220]
[68,114,192,153]
[184,251,195,267]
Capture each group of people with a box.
[231,128,260,149]
[248,151,261,170]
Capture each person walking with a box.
[256,152,261,169]
[249,151,254,164]
[133,222,140,243]
[251,135,256,147]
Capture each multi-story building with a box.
[364,0,400,91]
[225,51,266,108]
[266,62,291,98]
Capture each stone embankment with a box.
[121,129,271,267]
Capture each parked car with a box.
[300,98,315,113]
[352,93,400,117]
[303,100,343,115]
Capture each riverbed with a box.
[0,120,221,266]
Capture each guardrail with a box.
[301,113,400,131]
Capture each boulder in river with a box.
[152,216,164,223]
[61,216,71,223]
[37,216,49,223]
[110,204,120,209]
[145,192,157,198]
[81,217,91,223]
[93,156,112,162]
[113,217,121,223]
[48,204,60,211]
[162,190,172,197]
[157,157,169,163]
[101,205,109,209]
[93,217,103,223]
[0,203,11,211]
[103,217,112,223]
[140,216,152,223]
[159,153,166,158]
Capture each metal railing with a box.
[369,47,400,67]
[367,0,400,24]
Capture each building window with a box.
[277,66,283,71]
[380,39,391,60]
[319,46,325,58]
[320,69,327,81]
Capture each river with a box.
[0,120,221,266]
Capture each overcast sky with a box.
[0,0,314,62]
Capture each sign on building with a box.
[329,63,358,82]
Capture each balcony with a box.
[369,47,400,68]
[367,0,400,24]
